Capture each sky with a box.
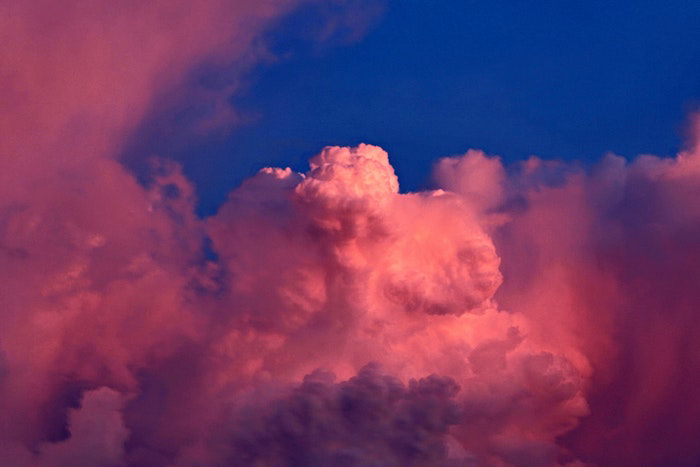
[128,0,700,215]
[2,1,700,466]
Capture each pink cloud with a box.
[2,1,700,464]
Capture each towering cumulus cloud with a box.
[2,1,700,466]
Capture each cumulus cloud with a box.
[1,138,589,465]
[5,132,700,464]
[2,1,700,465]
[442,138,700,465]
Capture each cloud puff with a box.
[220,364,461,466]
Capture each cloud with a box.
[2,1,700,465]
[38,388,129,467]
[1,136,589,465]
[447,138,700,465]
[220,364,462,466]
[4,131,699,464]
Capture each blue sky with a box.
[152,0,700,215]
